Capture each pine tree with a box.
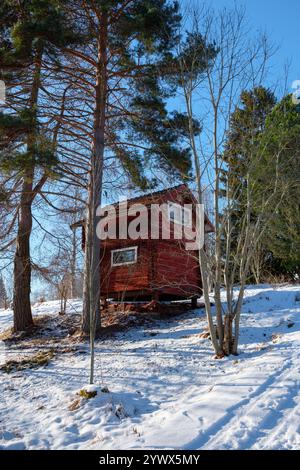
[222,86,277,280]
[44,1,219,383]
[56,1,206,339]
[224,89,300,279]
[255,95,300,277]
[0,0,79,331]
[223,86,276,205]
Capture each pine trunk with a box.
[13,170,34,331]
[13,43,43,332]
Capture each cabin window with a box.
[168,203,192,228]
[111,246,138,267]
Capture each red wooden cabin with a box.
[75,184,214,304]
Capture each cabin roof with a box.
[72,183,215,232]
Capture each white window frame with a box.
[167,202,192,228]
[111,246,138,267]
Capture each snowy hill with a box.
[0,284,300,450]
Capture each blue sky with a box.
[208,0,300,89]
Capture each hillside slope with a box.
[0,285,299,450]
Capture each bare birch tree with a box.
[177,4,283,355]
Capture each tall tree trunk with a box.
[81,11,107,386]
[212,108,224,347]
[13,171,34,331]
[13,42,43,332]
[184,89,223,356]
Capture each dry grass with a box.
[78,389,97,399]
[0,314,82,345]
[68,398,82,411]
[0,350,55,373]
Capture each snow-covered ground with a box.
[0,284,300,450]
